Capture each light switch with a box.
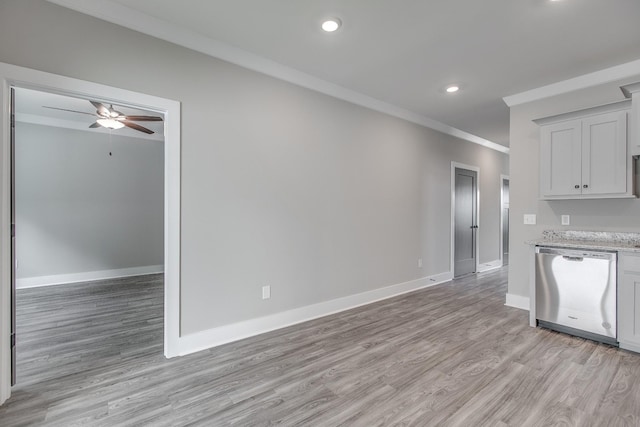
[561,215,570,225]
[524,214,536,225]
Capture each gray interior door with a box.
[10,87,16,385]
[454,168,477,277]
[502,178,509,266]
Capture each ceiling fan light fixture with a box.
[47,100,161,134]
[97,118,125,129]
[322,18,341,32]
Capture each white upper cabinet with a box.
[621,82,640,156]
[539,119,582,197]
[535,100,633,200]
[581,111,628,195]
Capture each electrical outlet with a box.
[418,258,423,268]
[561,215,570,225]
[262,285,271,300]
[524,214,536,225]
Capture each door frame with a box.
[0,62,181,405]
[450,162,480,277]
[500,174,510,266]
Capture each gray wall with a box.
[0,0,508,335]
[15,122,164,280]
[508,75,640,299]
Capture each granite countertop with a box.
[526,230,640,253]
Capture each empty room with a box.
[1,1,640,425]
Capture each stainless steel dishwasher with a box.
[535,246,617,345]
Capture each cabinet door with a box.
[582,111,628,195]
[619,254,640,352]
[631,92,640,157]
[540,120,582,197]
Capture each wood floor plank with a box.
[597,349,640,420]
[2,268,640,426]
[558,343,622,415]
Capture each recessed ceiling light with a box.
[322,18,341,32]
[446,85,460,93]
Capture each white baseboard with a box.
[177,270,454,356]
[478,259,503,273]
[505,293,530,311]
[16,265,164,288]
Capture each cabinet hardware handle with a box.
[574,185,580,189]
[583,184,589,188]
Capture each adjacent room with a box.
[12,87,165,389]
[1,0,640,425]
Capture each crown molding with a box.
[621,82,640,98]
[503,59,640,107]
[46,0,509,154]
[532,99,631,126]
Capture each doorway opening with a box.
[451,163,479,278]
[11,87,165,386]
[0,62,181,404]
[501,176,510,266]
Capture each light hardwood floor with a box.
[1,268,639,426]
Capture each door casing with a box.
[9,87,15,386]
[0,62,182,405]
[450,162,480,277]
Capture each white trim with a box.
[505,293,530,311]
[621,82,640,99]
[45,0,509,155]
[478,259,502,273]
[15,113,164,142]
[16,265,164,289]
[0,62,181,405]
[177,271,453,356]
[532,99,631,126]
[450,162,481,277]
[528,245,537,327]
[500,174,509,267]
[503,59,640,107]
[0,68,10,405]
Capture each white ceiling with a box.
[49,0,640,148]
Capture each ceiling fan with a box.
[43,100,163,134]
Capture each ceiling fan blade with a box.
[122,120,154,134]
[89,122,101,128]
[123,115,163,122]
[42,106,95,116]
[89,100,111,117]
